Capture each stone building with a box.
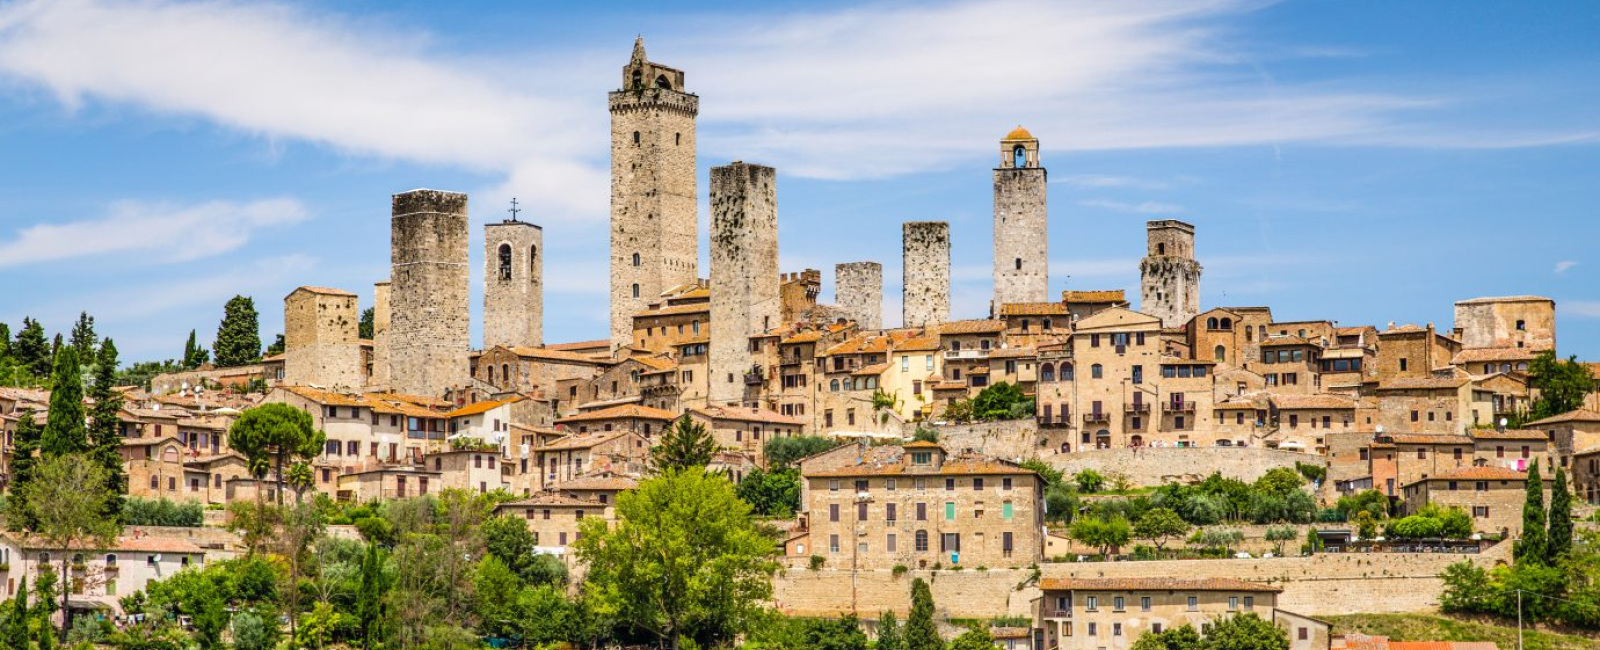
[1525,408,1600,472]
[390,189,471,398]
[282,286,364,391]
[1400,466,1529,535]
[370,280,391,389]
[484,217,544,349]
[708,162,780,406]
[530,430,650,492]
[687,405,804,461]
[609,38,699,349]
[1035,577,1311,650]
[835,262,883,330]
[903,221,951,328]
[499,493,614,553]
[1573,445,1600,505]
[992,127,1048,308]
[0,535,207,615]
[1374,324,1460,381]
[1139,220,1201,328]
[1452,296,1555,351]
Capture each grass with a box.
[1324,613,1599,650]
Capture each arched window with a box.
[1091,364,1103,379]
[632,283,640,298]
[501,364,510,384]
[1061,363,1074,381]
[1040,363,1055,382]
[1246,327,1253,342]
[487,366,496,384]
[1501,363,1512,373]
[1215,345,1226,362]
[915,530,929,552]
[632,252,641,267]
[1516,362,1528,371]
[1131,435,1144,447]
[631,69,642,88]
[1012,145,1026,168]
[497,244,512,280]
[1158,243,1166,255]
[1220,318,1233,330]
[656,74,671,89]
[830,379,840,392]
[1207,317,1219,329]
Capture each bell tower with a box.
[608,38,699,350]
[993,126,1048,309]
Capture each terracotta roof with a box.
[931,381,968,391]
[507,346,606,364]
[534,431,635,452]
[552,475,639,491]
[824,331,915,356]
[690,405,804,426]
[1213,399,1263,411]
[998,302,1067,316]
[1003,125,1034,140]
[1381,433,1473,445]
[500,493,602,508]
[1413,466,1526,483]
[893,335,941,352]
[806,450,1035,479]
[1377,377,1470,391]
[902,440,942,449]
[546,339,611,352]
[1261,335,1314,347]
[1320,347,1369,360]
[1038,577,1280,593]
[1523,409,1600,426]
[445,396,523,418]
[1452,347,1537,364]
[1272,394,1355,410]
[4,533,204,554]
[261,353,285,362]
[633,356,678,371]
[1467,428,1547,441]
[852,362,890,376]
[555,404,676,424]
[781,330,825,344]
[291,286,356,297]
[989,347,1037,359]
[636,303,710,317]
[1062,290,1125,303]
[938,320,1007,335]
[1381,324,1426,335]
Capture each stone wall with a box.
[1452,296,1555,351]
[484,220,544,349]
[283,287,363,391]
[926,419,1041,462]
[1139,220,1201,328]
[709,162,780,405]
[1048,446,1325,487]
[835,262,883,330]
[903,222,951,328]
[370,280,391,389]
[992,166,1048,307]
[390,189,471,398]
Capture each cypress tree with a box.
[8,414,40,531]
[12,319,49,379]
[876,610,904,650]
[356,542,389,649]
[67,313,95,362]
[0,323,11,360]
[1514,463,1547,564]
[87,339,127,520]
[47,335,61,373]
[40,348,87,457]
[905,578,941,650]
[359,308,375,339]
[212,295,261,367]
[1547,465,1572,559]
[6,576,28,650]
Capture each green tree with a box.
[1070,516,1131,556]
[1264,526,1298,556]
[1131,623,1201,650]
[13,318,50,379]
[356,542,389,650]
[1548,465,1573,559]
[359,308,375,340]
[1515,463,1548,564]
[763,435,844,470]
[1439,560,1495,614]
[1253,467,1305,495]
[7,414,41,531]
[12,454,121,641]
[801,615,869,650]
[1525,352,1594,420]
[875,610,904,650]
[86,340,126,520]
[1074,469,1105,493]
[574,468,778,649]
[4,577,28,650]
[1133,508,1189,553]
[40,348,86,457]
[265,333,286,357]
[213,295,262,367]
[483,514,565,586]
[651,416,717,472]
[232,611,278,650]
[947,627,995,650]
[968,381,1033,421]
[182,329,210,369]
[228,403,327,506]
[904,578,941,650]
[67,313,95,362]
[1199,612,1287,650]
[735,467,802,517]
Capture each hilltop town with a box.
[0,38,1596,650]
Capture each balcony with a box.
[1167,402,1197,413]
[1082,411,1110,424]
[943,349,989,360]
[1124,402,1150,414]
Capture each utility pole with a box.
[1517,589,1523,650]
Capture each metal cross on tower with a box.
[507,197,521,222]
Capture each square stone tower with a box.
[609,37,699,349]
[1139,219,1202,328]
[993,126,1048,308]
[283,286,363,391]
[369,280,391,389]
[484,217,544,349]
[390,189,470,397]
[709,162,780,406]
[903,221,951,328]
[835,261,883,330]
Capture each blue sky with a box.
[0,0,1596,363]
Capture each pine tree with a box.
[1547,465,1572,559]
[1514,463,1547,564]
[5,576,28,650]
[212,295,261,367]
[876,610,904,650]
[13,318,49,379]
[905,578,941,650]
[182,330,210,370]
[67,313,95,362]
[41,348,87,457]
[359,308,375,339]
[265,333,285,357]
[87,340,127,520]
[650,416,717,471]
[356,542,389,649]
[0,323,11,360]
[8,414,40,532]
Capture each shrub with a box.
[892,564,909,578]
[122,498,205,527]
[1074,469,1106,493]
[809,555,825,570]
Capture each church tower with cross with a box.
[484,198,543,349]
[608,37,700,350]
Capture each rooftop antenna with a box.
[507,197,521,222]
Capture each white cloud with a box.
[1555,260,1578,274]
[1079,199,1186,215]
[1055,175,1172,190]
[1560,301,1600,319]
[0,198,307,268]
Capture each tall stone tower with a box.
[1139,219,1202,328]
[369,280,391,389]
[992,126,1048,308]
[609,37,699,349]
[484,216,544,349]
[709,162,780,406]
[903,222,951,328]
[390,189,470,397]
[283,286,363,391]
[835,262,883,330]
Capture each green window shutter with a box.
[945,502,956,521]
[1002,502,1014,519]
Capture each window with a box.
[1229,596,1239,610]
[1400,358,1409,372]
[1086,596,1098,611]
[916,503,927,520]
[886,503,897,521]
[1299,627,1310,641]
[1187,596,1198,611]
[1088,623,1098,637]
[1114,596,1125,611]
[1091,364,1103,379]
[1002,477,1012,490]
[1114,623,1123,637]
[1140,596,1151,611]
[915,530,929,551]
[829,504,839,522]
[1002,502,1013,519]
[1131,365,1143,384]
[632,283,640,298]
[1244,596,1254,609]
[973,478,984,491]
[829,535,840,554]
[945,502,956,521]
[887,533,897,552]
[1473,505,1490,517]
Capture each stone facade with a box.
[609,38,699,349]
[370,280,391,389]
[1452,295,1555,351]
[709,162,781,406]
[1139,220,1201,328]
[835,262,883,329]
[484,219,544,349]
[390,189,470,398]
[283,286,363,391]
[1401,467,1529,535]
[1037,578,1283,650]
[903,221,951,328]
[992,127,1048,308]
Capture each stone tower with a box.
[903,222,951,328]
[992,126,1048,308]
[369,280,391,389]
[609,37,699,349]
[835,262,883,330]
[484,217,544,349]
[283,286,363,391]
[390,189,470,397]
[709,162,780,406]
[1139,219,1202,328]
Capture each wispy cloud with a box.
[1079,199,1186,215]
[1055,174,1173,190]
[1555,260,1578,274]
[0,198,307,268]
[1559,301,1600,319]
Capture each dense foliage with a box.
[123,498,207,527]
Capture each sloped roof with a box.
[1038,577,1280,593]
[690,405,804,426]
[1523,409,1600,426]
[445,396,523,418]
[555,404,676,424]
